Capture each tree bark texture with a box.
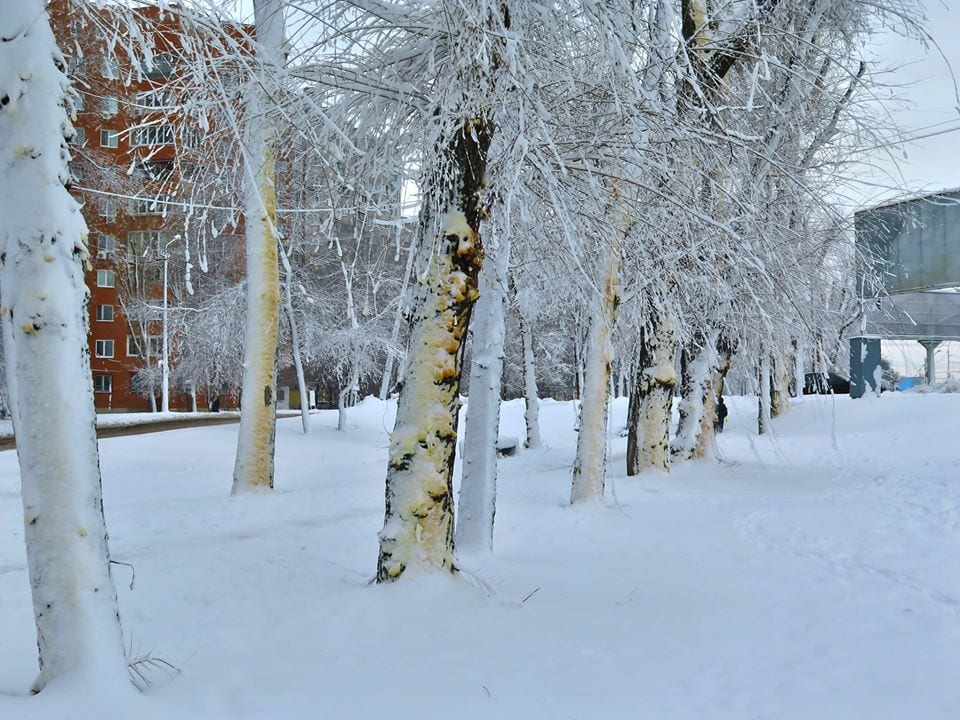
[377,117,492,581]
[758,352,772,435]
[771,354,791,417]
[693,334,737,458]
[232,0,284,493]
[671,327,720,462]
[570,243,621,503]
[0,2,126,690]
[518,305,542,449]
[457,230,510,554]
[626,314,677,475]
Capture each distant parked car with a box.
[804,371,850,395]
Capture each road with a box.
[0,414,243,452]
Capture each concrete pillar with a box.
[850,337,881,398]
[919,340,941,385]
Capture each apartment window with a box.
[181,126,203,151]
[96,269,115,288]
[127,335,161,358]
[101,57,119,80]
[127,230,162,249]
[95,339,114,358]
[131,124,174,147]
[96,235,116,259]
[133,90,171,114]
[67,57,86,76]
[143,53,174,79]
[100,129,118,148]
[143,160,174,181]
[68,162,84,181]
[74,93,86,112]
[72,126,85,145]
[144,265,163,284]
[99,199,117,222]
[181,162,200,180]
[205,238,226,260]
[128,195,171,216]
[101,95,119,116]
[93,375,112,393]
[96,304,114,322]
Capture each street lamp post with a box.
[160,234,180,413]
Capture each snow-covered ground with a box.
[1,393,958,719]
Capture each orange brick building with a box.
[51,1,243,411]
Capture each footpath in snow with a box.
[0,393,958,719]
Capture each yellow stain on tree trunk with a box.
[233,134,280,492]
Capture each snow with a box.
[2,393,959,718]
[909,379,960,394]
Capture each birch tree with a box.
[374,0,502,577]
[515,287,542,449]
[231,0,286,493]
[458,217,510,554]
[0,0,126,690]
[570,236,621,501]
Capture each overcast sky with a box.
[852,0,960,208]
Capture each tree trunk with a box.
[0,2,126,690]
[279,243,309,433]
[570,244,621,503]
[518,304,542,449]
[232,0,284,494]
[379,230,416,400]
[793,339,805,398]
[771,354,790,418]
[457,230,510,555]
[573,312,585,401]
[377,117,492,582]
[694,335,737,458]
[671,327,720,462]
[337,363,360,432]
[758,352,772,435]
[190,386,198,413]
[626,314,677,475]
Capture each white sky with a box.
[850,0,960,207]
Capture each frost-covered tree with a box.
[0,0,126,691]
[371,0,504,578]
[231,0,286,493]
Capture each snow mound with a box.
[907,379,960,393]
